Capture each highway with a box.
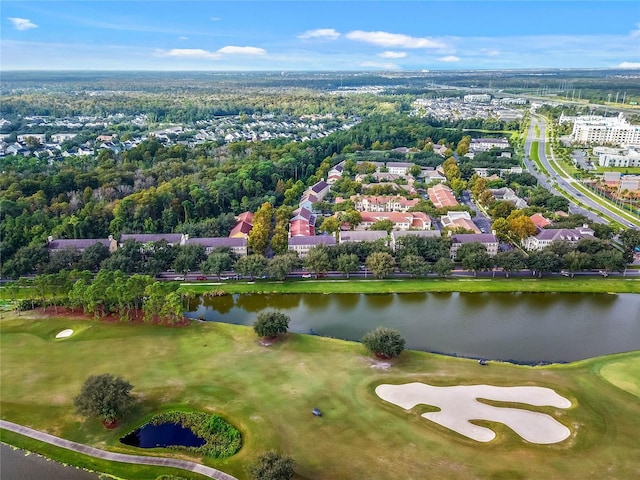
[524,115,640,229]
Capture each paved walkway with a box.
[0,420,237,480]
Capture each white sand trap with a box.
[55,329,74,339]
[376,382,571,444]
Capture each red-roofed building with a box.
[530,213,551,230]
[359,211,432,231]
[428,184,458,209]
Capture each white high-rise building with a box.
[566,113,640,146]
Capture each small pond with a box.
[120,422,205,449]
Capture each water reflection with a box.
[184,292,640,364]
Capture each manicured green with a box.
[1,313,640,479]
[598,355,640,398]
[179,276,640,295]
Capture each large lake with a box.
[185,292,640,364]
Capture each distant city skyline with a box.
[2,1,639,71]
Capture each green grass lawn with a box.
[2,313,640,480]
[178,277,640,295]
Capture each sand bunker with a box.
[376,382,571,444]
[55,329,74,339]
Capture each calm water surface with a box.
[185,292,640,363]
[0,444,99,480]
[120,422,205,449]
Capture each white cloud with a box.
[178,36,188,41]
[479,48,500,57]
[156,48,221,60]
[346,30,445,49]
[378,51,407,59]
[618,62,640,69]
[8,17,38,31]
[438,55,460,62]
[210,17,221,21]
[358,61,400,70]
[630,23,640,37]
[156,45,266,60]
[217,45,266,56]
[297,28,340,40]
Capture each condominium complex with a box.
[562,113,640,146]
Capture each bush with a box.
[248,451,295,480]
[362,327,406,359]
[149,411,241,458]
[253,311,290,339]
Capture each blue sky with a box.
[2,1,639,70]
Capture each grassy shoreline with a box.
[178,276,640,295]
[1,314,639,479]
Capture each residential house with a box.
[299,192,319,211]
[229,212,254,239]
[523,225,595,251]
[440,211,481,233]
[450,233,499,258]
[350,195,419,212]
[288,235,336,258]
[490,187,528,209]
[186,236,247,257]
[309,180,330,201]
[289,207,316,237]
[47,235,118,253]
[419,168,447,184]
[390,230,441,251]
[469,138,509,152]
[428,184,458,209]
[386,162,415,176]
[119,233,186,247]
[359,211,431,231]
[339,230,388,244]
[529,213,551,231]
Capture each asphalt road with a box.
[525,115,639,229]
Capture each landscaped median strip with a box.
[0,420,237,480]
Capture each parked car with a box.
[174,276,185,281]
[302,273,312,278]
[196,275,207,281]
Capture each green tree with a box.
[173,244,207,276]
[494,250,526,278]
[507,215,538,244]
[362,327,406,359]
[594,249,626,274]
[248,451,295,480]
[369,219,395,234]
[432,257,454,277]
[318,216,341,237]
[305,246,331,278]
[268,253,300,281]
[527,250,562,278]
[74,373,135,425]
[248,202,274,255]
[456,242,492,277]
[234,254,268,280]
[399,254,428,277]
[201,251,235,279]
[270,225,290,255]
[253,311,290,339]
[340,209,362,230]
[336,253,359,279]
[365,251,396,279]
[562,250,592,276]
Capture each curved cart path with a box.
[0,419,237,480]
